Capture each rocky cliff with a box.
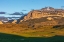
[23,7,64,21]
[19,7,64,26]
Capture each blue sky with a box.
[0,0,64,19]
[0,0,64,13]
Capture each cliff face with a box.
[23,7,64,21]
[23,10,43,21]
[19,7,64,25]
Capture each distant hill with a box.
[0,16,8,22]
[1,7,64,38]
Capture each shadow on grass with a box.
[0,33,64,42]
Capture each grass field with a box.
[0,24,64,36]
[0,33,64,42]
[0,24,64,42]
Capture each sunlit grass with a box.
[0,24,64,37]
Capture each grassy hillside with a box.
[0,23,64,37]
[0,17,64,42]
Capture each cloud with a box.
[10,12,24,15]
[0,12,6,14]
[22,10,27,11]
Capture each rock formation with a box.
[18,7,64,26]
[47,17,53,20]
[0,21,3,24]
[17,14,27,23]
[23,7,64,21]
[20,20,23,23]
[12,20,17,24]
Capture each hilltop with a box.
[0,7,64,37]
[23,7,64,21]
[18,7,64,26]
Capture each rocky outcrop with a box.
[23,7,64,21]
[0,21,3,24]
[47,17,53,20]
[23,10,43,21]
[17,14,27,23]
[20,20,23,23]
[17,7,64,26]
[12,20,17,24]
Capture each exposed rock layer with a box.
[23,7,64,21]
[19,7,64,26]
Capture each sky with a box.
[0,0,64,19]
[0,0,64,13]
